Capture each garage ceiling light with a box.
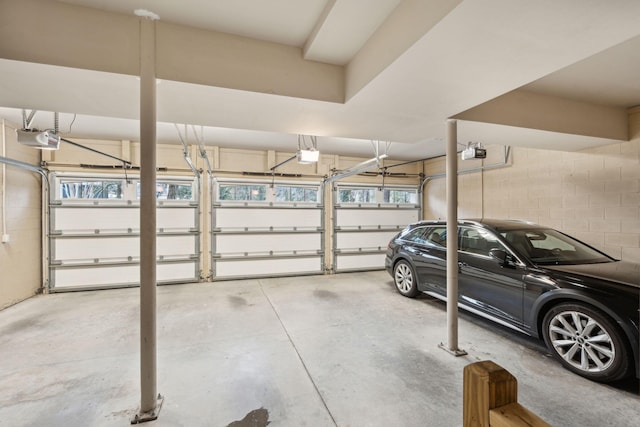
[270,134,320,171]
[297,148,319,164]
[297,135,319,164]
[134,9,160,20]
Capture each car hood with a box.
[545,261,640,289]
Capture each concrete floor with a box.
[0,271,638,427]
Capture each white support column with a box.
[439,119,467,356]
[132,14,163,424]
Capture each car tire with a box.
[393,260,419,298]
[542,303,630,382]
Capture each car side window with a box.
[402,227,429,245]
[425,227,447,248]
[459,227,504,257]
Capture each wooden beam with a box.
[490,402,551,427]
[463,360,551,427]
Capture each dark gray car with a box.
[385,219,639,383]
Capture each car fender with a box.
[392,253,414,270]
[529,288,639,377]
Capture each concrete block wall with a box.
[487,142,639,261]
[424,135,640,263]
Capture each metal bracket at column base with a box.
[131,394,164,424]
[438,342,468,357]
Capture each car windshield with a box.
[500,228,612,265]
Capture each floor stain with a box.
[0,317,42,336]
[226,408,270,427]
[227,295,248,308]
[313,289,339,299]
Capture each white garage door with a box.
[211,179,324,279]
[49,173,200,291]
[333,184,420,272]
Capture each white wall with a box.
[0,120,43,309]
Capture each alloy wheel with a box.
[547,310,615,373]
[394,263,413,293]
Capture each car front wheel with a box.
[542,303,630,382]
[393,260,419,298]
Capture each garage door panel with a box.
[212,180,324,280]
[53,265,139,288]
[53,207,196,232]
[53,236,139,260]
[336,209,418,228]
[52,261,198,289]
[215,208,320,230]
[333,184,419,273]
[53,207,138,231]
[157,235,198,255]
[214,256,322,278]
[158,208,197,229]
[215,233,320,254]
[49,174,200,291]
[335,231,399,250]
[157,262,198,282]
[336,254,386,271]
[52,235,197,261]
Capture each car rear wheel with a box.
[393,260,419,297]
[542,303,630,382]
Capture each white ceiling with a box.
[1,0,639,161]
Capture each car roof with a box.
[411,218,545,232]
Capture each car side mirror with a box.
[489,249,518,268]
[489,248,509,265]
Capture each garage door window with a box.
[383,188,417,204]
[219,184,267,201]
[275,185,318,202]
[338,188,376,203]
[60,179,123,199]
[135,181,194,200]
